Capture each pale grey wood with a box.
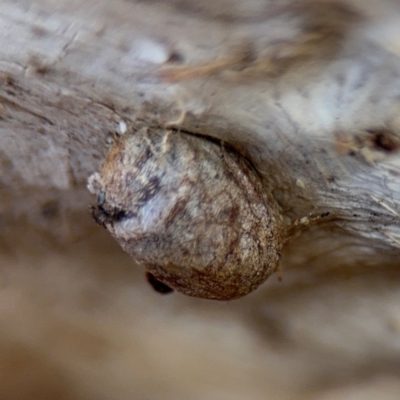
[2,0,400,267]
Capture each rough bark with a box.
[1,0,400,398]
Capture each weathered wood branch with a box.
[2,0,400,271]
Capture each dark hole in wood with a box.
[368,129,398,152]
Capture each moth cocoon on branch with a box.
[88,126,284,300]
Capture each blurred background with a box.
[1,209,400,400]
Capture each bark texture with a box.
[1,0,400,398]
